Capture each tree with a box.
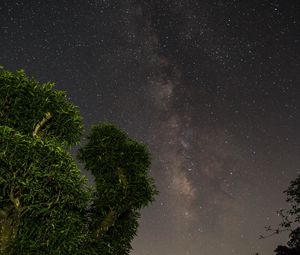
[77,124,158,254]
[0,69,158,255]
[273,174,300,255]
[262,174,300,255]
[274,245,300,255]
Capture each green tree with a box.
[0,69,158,255]
[77,124,158,254]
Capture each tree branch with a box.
[95,168,129,239]
[259,228,291,239]
[0,207,20,253]
[96,208,118,239]
[117,167,128,190]
[33,112,52,137]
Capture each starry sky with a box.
[1,1,299,254]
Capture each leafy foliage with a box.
[0,69,157,255]
[0,69,82,147]
[77,123,158,254]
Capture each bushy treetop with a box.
[0,69,82,147]
[0,69,157,255]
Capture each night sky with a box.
[1,1,299,254]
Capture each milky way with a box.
[1,1,299,255]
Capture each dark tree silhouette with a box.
[274,174,300,255]
[262,174,300,255]
[274,245,300,255]
[0,69,157,255]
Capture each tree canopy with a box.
[0,69,158,255]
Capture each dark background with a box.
[1,1,299,254]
